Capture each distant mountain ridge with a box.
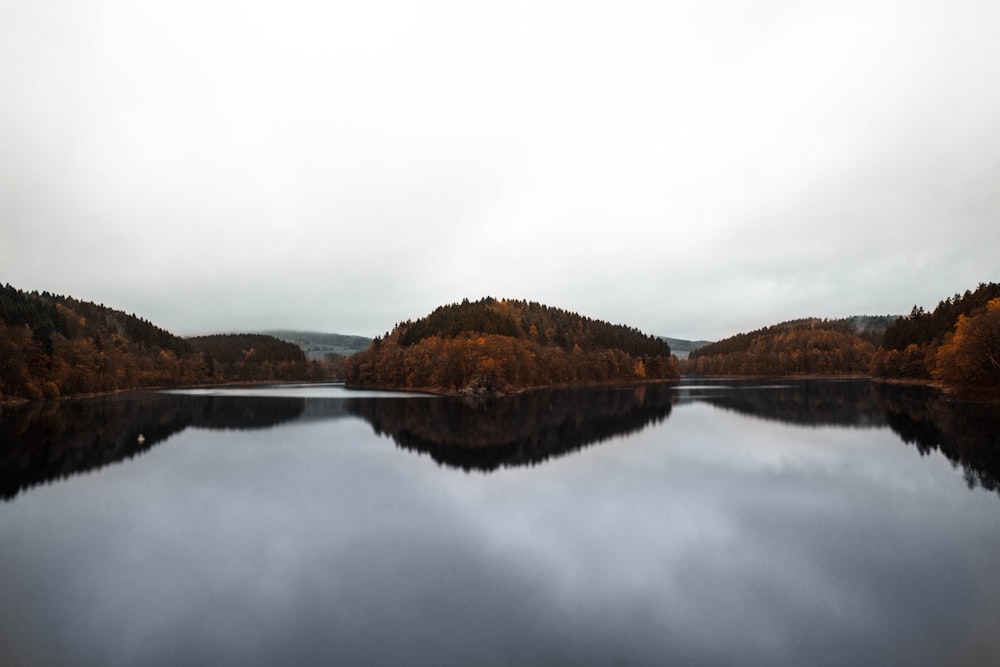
[659,336,713,360]
[260,330,373,359]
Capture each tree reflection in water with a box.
[2,380,999,500]
[345,383,675,471]
[0,393,306,500]
[873,383,1000,494]
[678,379,887,427]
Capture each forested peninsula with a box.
[344,297,680,394]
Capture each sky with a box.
[2,0,998,341]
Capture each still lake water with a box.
[2,379,1000,666]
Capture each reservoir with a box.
[2,380,999,666]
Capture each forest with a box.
[686,282,1000,399]
[344,297,680,393]
[187,334,314,382]
[0,284,327,401]
[872,282,1000,393]
[684,318,883,377]
[3,281,998,402]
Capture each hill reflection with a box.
[0,393,306,500]
[677,379,888,427]
[345,384,676,472]
[873,383,1000,495]
[2,381,999,499]
[679,380,1000,496]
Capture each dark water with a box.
[2,380,1000,666]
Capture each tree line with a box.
[6,282,997,401]
[0,284,328,400]
[871,282,1000,393]
[684,318,878,376]
[395,297,672,359]
[345,297,679,393]
[187,334,315,382]
[686,282,1000,399]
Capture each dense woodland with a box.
[187,334,314,382]
[0,285,326,400]
[686,282,1000,399]
[4,281,999,402]
[344,297,680,393]
[872,282,1000,395]
[684,317,886,377]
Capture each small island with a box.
[344,297,680,395]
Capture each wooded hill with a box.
[685,282,1000,398]
[0,284,327,401]
[5,281,997,401]
[344,297,680,394]
[684,317,887,377]
[187,334,315,382]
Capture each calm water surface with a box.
[2,380,1000,666]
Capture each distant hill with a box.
[188,334,314,381]
[660,320,894,361]
[659,336,713,360]
[345,297,680,395]
[260,330,372,359]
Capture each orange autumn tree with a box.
[0,284,210,399]
[873,282,1000,379]
[933,297,1000,396]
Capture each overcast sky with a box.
[2,1,998,341]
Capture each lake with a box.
[2,379,1000,666]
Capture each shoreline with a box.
[5,375,997,406]
[345,376,683,398]
[679,373,873,381]
[0,379,343,408]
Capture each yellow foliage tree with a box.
[933,298,1000,394]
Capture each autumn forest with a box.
[2,281,999,402]
[0,284,331,400]
[684,282,1000,398]
[343,297,680,393]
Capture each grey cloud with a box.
[1,1,998,339]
